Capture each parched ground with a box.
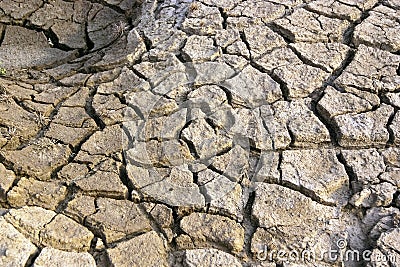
[0,0,400,266]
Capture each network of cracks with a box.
[0,0,400,266]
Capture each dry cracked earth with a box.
[0,0,400,266]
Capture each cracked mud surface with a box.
[0,0,400,266]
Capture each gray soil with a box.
[0,0,400,266]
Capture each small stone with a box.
[7,177,67,210]
[147,204,174,228]
[333,104,394,147]
[57,163,89,184]
[335,45,400,94]
[140,108,187,141]
[272,63,329,99]
[379,169,400,188]
[40,214,94,252]
[182,35,220,62]
[179,212,245,253]
[376,228,400,265]
[273,8,350,43]
[244,25,286,59]
[33,247,96,267]
[107,231,168,267]
[182,3,223,35]
[307,0,363,21]
[0,163,16,201]
[228,1,285,23]
[390,112,400,145]
[45,123,95,147]
[254,151,281,184]
[187,85,228,114]
[252,183,336,229]
[64,195,96,224]
[63,87,90,108]
[76,125,123,162]
[0,217,38,267]
[317,86,374,119]
[223,65,282,108]
[1,138,71,180]
[341,149,386,189]
[95,238,105,251]
[353,5,400,52]
[97,66,149,95]
[380,148,400,168]
[211,145,250,182]
[385,92,400,109]
[226,41,250,59]
[86,198,151,244]
[74,170,128,199]
[269,99,331,147]
[198,169,244,220]
[194,62,235,86]
[182,119,232,159]
[350,182,397,208]
[281,149,350,205]
[93,94,129,125]
[0,26,77,70]
[126,164,205,207]
[215,29,240,48]
[4,206,56,245]
[289,42,351,73]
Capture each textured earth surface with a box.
[0,0,400,266]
